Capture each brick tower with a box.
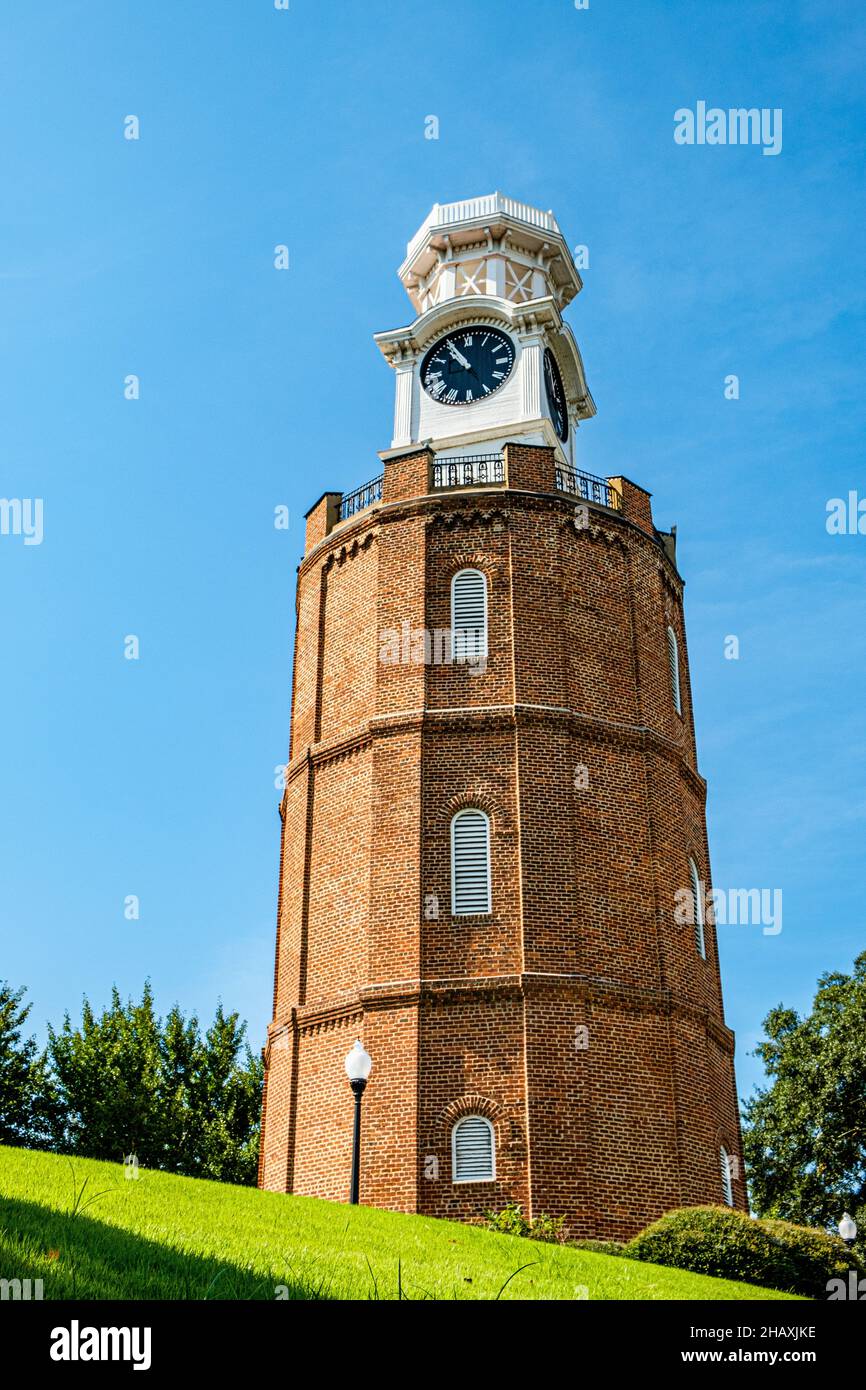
[259,194,746,1239]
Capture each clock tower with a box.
[375,193,594,467]
[258,194,746,1240]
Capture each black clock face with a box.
[543,347,569,442]
[421,326,515,406]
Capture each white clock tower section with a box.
[374,193,595,466]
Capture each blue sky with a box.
[1,0,864,1106]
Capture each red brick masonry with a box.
[259,443,746,1239]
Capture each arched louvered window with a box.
[451,809,492,915]
[690,858,706,959]
[452,1115,495,1183]
[720,1146,734,1206]
[451,569,488,665]
[667,625,682,714]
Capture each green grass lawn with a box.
[0,1146,800,1301]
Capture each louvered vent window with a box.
[451,809,491,915]
[452,1115,495,1183]
[690,858,706,959]
[451,569,487,665]
[720,1146,734,1206]
[667,625,682,714]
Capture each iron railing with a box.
[432,454,505,489]
[339,474,383,521]
[554,465,623,512]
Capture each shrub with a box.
[626,1205,866,1298]
[485,1201,566,1245]
[758,1218,864,1299]
[625,1206,800,1294]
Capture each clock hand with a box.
[447,341,472,370]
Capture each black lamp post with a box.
[344,1040,373,1205]
[839,1212,858,1249]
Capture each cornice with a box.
[267,974,735,1055]
[285,703,707,799]
[299,478,682,587]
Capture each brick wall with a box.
[260,445,747,1232]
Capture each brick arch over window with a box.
[434,1094,508,1144]
[446,551,497,576]
[444,790,498,823]
[424,1096,525,1184]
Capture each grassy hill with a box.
[0,1146,800,1301]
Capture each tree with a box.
[48,983,165,1164]
[193,1004,263,1185]
[0,981,57,1148]
[47,983,263,1184]
[742,952,866,1241]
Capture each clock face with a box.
[421,326,515,406]
[543,347,569,442]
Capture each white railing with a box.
[406,194,560,260]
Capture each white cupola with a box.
[374,193,595,465]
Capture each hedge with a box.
[625,1205,863,1298]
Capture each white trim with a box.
[667,625,682,714]
[690,858,706,959]
[451,808,492,916]
[451,1114,496,1184]
[451,568,488,665]
[720,1146,734,1206]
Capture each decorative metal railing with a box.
[339,475,383,521]
[431,454,505,489]
[554,465,623,512]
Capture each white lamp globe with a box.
[839,1212,857,1243]
[344,1040,373,1082]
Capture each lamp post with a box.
[344,1040,373,1205]
[839,1212,858,1249]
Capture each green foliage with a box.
[625,1205,862,1298]
[742,951,866,1243]
[627,1207,798,1292]
[46,983,263,1184]
[0,981,58,1148]
[0,1147,801,1301]
[485,1200,566,1245]
[759,1218,865,1299]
